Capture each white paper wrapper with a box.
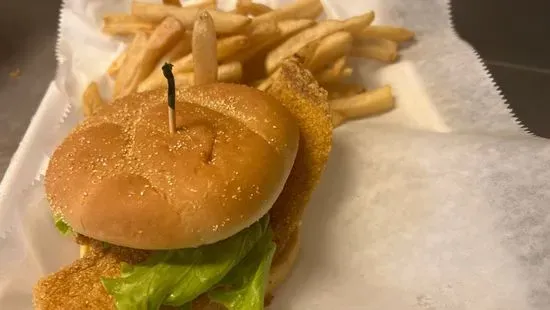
[1,0,549,309]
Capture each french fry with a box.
[277,19,316,37]
[131,2,250,34]
[305,31,353,72]
[351,38,398,63]
[100,3,407,128]
[265,12,373,73]
[163,0,181,6]
[225,21,280,63]
[330,85,394,124]
[113,32,148,97]
[240,18,314,83]
[294,40,320,66]
[235,0,272,16]
[341,68,353,77]
[114,17,185,98]
[323,82,366,100]
[164,32,192,60]
[251,78,267,88]
[138,35,248,92]
[265,20,339,73]
[342,11,375,35]
[256,78,272,91]
[315,56,350,84]
[107,50,127,77]
[250,0,323,27]
[241,19,315,65]
[357,25,415,42]
[193,11,218,85]
[331,110,346,128]
[147,32,192,83]
[181,0,217,8]
[82,82,105,117]
[102,14,156,36]
[255,67,281,91]
[173,62,243,87]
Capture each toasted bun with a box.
[45,83,299,249]
[267,227,300,293]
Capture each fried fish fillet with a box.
[33,238,149,310]
[266,57,333,260]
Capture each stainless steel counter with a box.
[0,0,61,178]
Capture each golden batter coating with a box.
[33,239,149,310]
[266,58,333,259]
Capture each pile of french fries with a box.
[83,0,415,127]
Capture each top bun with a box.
[45,83,299,249]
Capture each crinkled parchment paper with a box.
[1,1,549,309]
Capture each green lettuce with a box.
[53,213,73,235]
[102,216,271,310]
[209,228,276,310]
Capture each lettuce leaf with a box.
[102,216,270,310]
[53,214,73,235]
[208,229,276,310]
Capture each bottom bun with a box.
[190,228,301,310]
[267,227,300,293]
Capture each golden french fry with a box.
[323,82,366,100]
[265,20,339,73]
[173,62,243,87]
[244,19,315,62]
[277,19,316,37]
[102,14,156,36]
[132,2,250,34]
[107,50,127,77]
[265,12,373,73]
[315,56,350,84]
[138,35,248,92]
[163,0,181,6]
[114,17,185,98]
[164,32,192,60]
[147,32,192,83]
[193,11,218,85]
[250,0,322,28]
[248,21,280,41]
[181,0,217,8]
[255,67,281,91]
[294,40,319,66]
[82,82,105,117]
[342,11,375,35]
[234,19,315,83]
[331,110,346,127]
[225,21,280,63]
[351,38,398,63]
[79,245,89,258]
[113,32,148,97]
[330,85,394,124]
[236,0,272,16]
[215,35,249,59]
[341,67,353,77]
[357,25,415,42]
[305,31,353,72]
[256,78,272,91]
[250,78,267,88]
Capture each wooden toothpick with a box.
[162,63,176,134]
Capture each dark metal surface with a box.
[0,0,61,178]
[1,0,549,179]
[451,0,550,137]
